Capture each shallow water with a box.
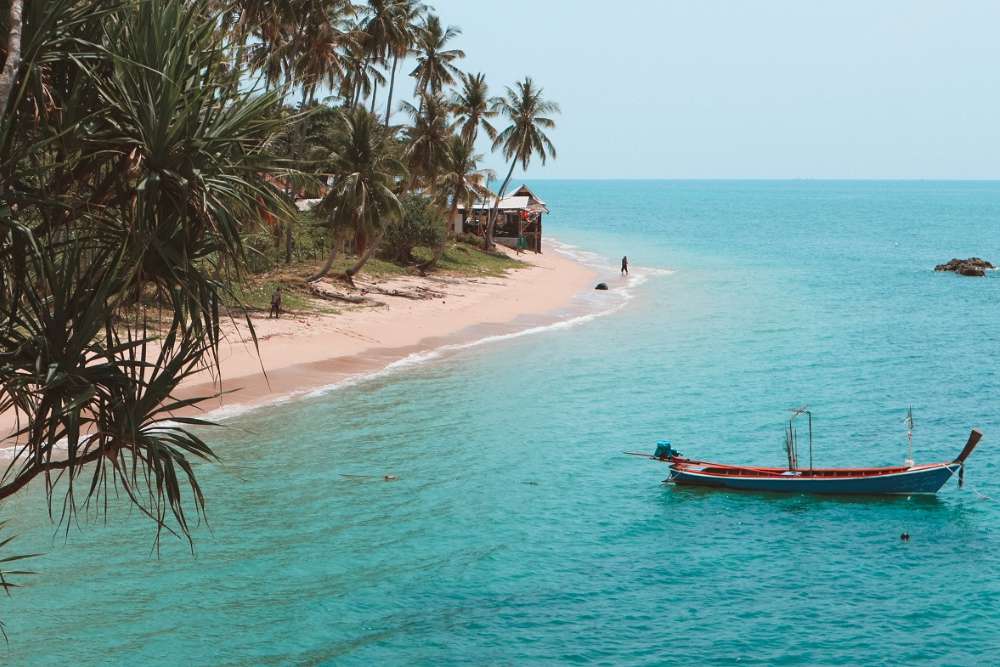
[4,181,999,665]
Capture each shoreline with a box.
[189,242,599,420]
[1,242,599,445]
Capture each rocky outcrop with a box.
[934,257,994,277]
[595,282,609,290]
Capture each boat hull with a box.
[668,462,960,495]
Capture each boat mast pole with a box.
[905,406,914,467]
[788,406,810,471]
[808,410,813,471]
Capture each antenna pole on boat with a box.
[905,407,914,468]
[788,406,811,471]
[808,410,814,471]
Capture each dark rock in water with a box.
[595,282,609,290]
[934,257,994,276]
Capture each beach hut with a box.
[452,185,550,253]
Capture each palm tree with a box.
[383,0,425,125]
[401,134,492,271]
[401,92,451,192]
[451,71,497,145]
[409,14,464,99]
[437,135,493,224]
[340,44,386,107]
[309,107,406,284]
[291,4,356,104]
[485,77,559,249]
[357,0,403,114]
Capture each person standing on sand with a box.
[269,287,282,318]
[621,256,629,276]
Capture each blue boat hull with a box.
[669,463,960,495]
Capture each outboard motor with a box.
[654,440,680,460]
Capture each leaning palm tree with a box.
[309,107,406,284]
[409,14,464,99]
[451,71,497,145]
[484,77,559,249]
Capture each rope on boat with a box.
[968,483,993,501]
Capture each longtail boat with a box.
[628,408,983,495]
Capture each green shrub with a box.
[380,194,446,263]
[456,231,484,245]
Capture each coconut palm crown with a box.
[484,77,559,247]
[409,14,464,97]
[311,107,406,282]
[451,71,497,145]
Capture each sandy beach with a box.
[0,243,595,444]
[190,243,595,414]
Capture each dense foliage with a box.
[380,194,446,264]
[0,0,559,599]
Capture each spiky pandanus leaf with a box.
[0,0,298,560]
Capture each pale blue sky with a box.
[413,0,1000,180]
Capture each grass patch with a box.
[226,241,527,314]
[228,279,314,313]
[414,241,526,277]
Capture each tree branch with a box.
[0,0,25,122]
[0,447,111,501]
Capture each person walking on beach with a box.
[269,287,282,318]
[621,256,629,276]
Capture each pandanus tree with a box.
[409,14,464,99]
[0,0,293,574]
[451,71,497,145]
[309,107,406,284]
[485,78,559,249]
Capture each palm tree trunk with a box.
[344,233,381,286]
[369,83,379,114]
[0,0,25,121]
[307,238,339,282]
[485,160,517,250]
[354,228,367,257]
[384,54,399,126]
[447,197,459,239]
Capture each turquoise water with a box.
[4,181,1000,665]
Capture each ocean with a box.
[3,181,999,665]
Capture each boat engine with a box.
[654,440,680,460]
